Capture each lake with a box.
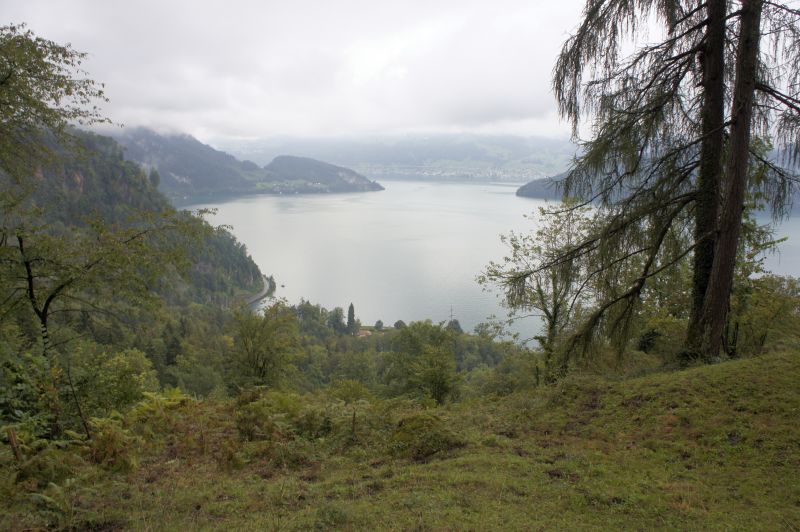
[190,180,800,339]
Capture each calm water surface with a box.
[190,180,800,337]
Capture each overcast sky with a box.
[3,0,586,142]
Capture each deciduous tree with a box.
[481,201,593,359]
[229,303,299,388]
[0,24,109,184]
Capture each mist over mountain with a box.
[213,134,576,182]
[112,127,383,203]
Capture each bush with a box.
[30,479,79,530]
[329,380,372,404]
[235,391,332,442]
[15,445,81,489]
[126,389,193,436]
[68,346,160,418]
[86,416,139,473]
[388,413,464,461]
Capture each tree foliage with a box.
[0,24,109,184]
[481,200,593,357]
[382,321,460,403]
[346,302,357,335]
[229,303,300,389]
[545,0,800,360]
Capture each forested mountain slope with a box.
[515,174,565,200]
[30,130,265,306]
[113,127,383,202]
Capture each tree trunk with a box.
[686,0,728,354]
[699,0,763,360]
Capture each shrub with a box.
[15,445,80,489]
[126,389,193,437]
[235,391,332,442]
[388,413,464,461]
[86,416,139,473]
[30,480,78,530]
[329,379,372,404]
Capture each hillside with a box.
[112,127,261,197]
[2,351,798,529]
[216,134,576,182]
[113,128,383,203]
[24,130,265,307]
[265,155,384,193]
[515,177,563,200]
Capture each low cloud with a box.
[5,0,584,140]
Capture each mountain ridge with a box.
[215,134,576,182]
[111,127,384,203]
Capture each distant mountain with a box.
[265,155,383,193]
[515,171,568,200]
[111,128,383,203]
[112,127,262,196]
[214,134,576,182]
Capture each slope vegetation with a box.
[113,128,383,202]
[3,352,797,530]
[22,130,264,306]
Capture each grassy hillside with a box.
[3,351,797,530]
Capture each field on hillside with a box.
[2,352,799,530]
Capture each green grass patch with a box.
[2,352,799,530]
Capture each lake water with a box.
[190,180,800,338]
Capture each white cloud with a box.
[3,0,585,140]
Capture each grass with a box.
[2,352,799,530]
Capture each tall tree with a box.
[1,205,192,358]
[327,306,347,334]
[686,0,727,351]
[229,303,299,388]
[0,26,202,437]
[347,302,357,335]
[698,0,764,356]
[548,0,799,360]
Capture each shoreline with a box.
[244,274,276,309]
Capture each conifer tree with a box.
[547,0,799,360]
[347,302,357,335]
